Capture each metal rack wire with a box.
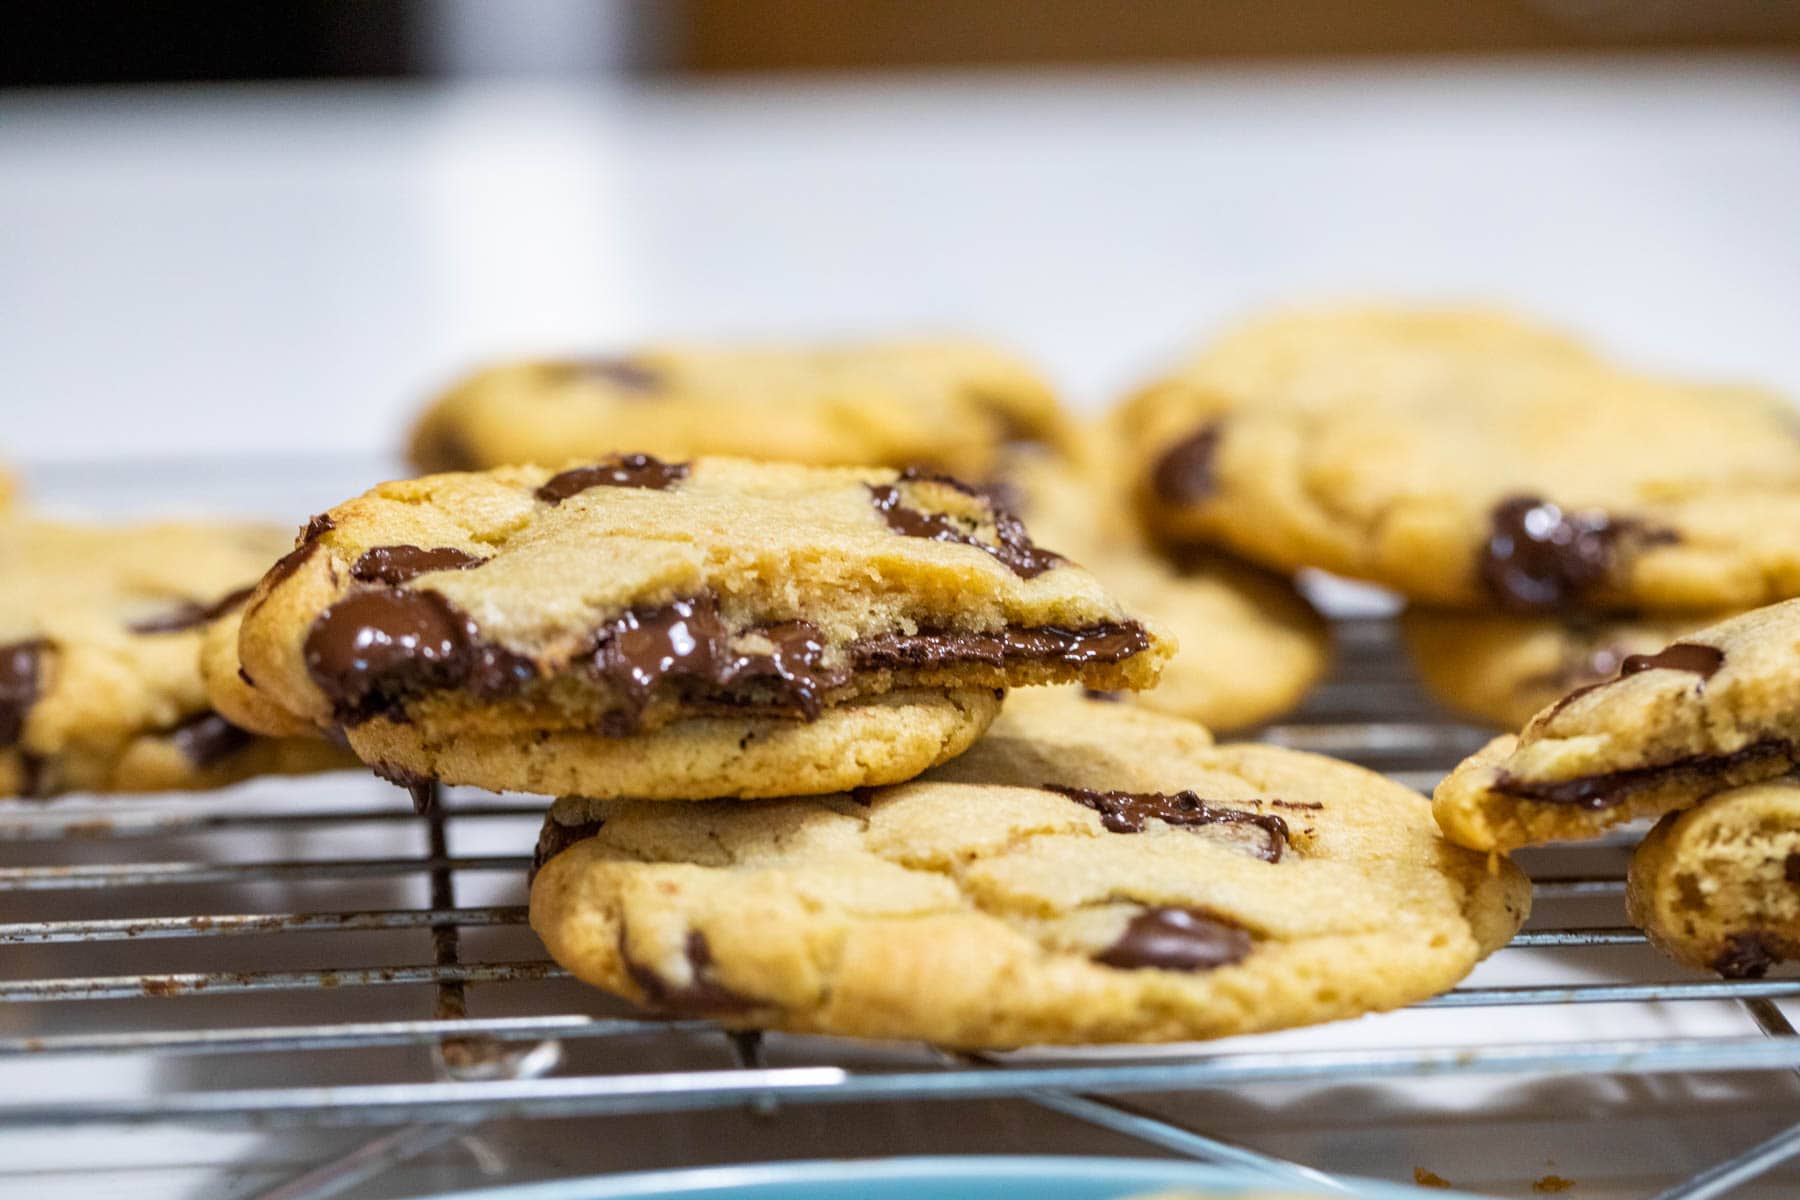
[2,616,1798,1199]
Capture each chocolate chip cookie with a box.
[1001,446,1328,731]
[1127,305,1800,612]
[1627,779,1800,978]
[236,457,1172,800]
[0,518,353,797]
[409,338,1070,481]
[530,691,1528,1046]
[1434,600,1800,852]
[1401,606,1735,730]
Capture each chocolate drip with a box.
[351,545,488,586]
[304,588,535,725]
[572,357,662,392]
[530,816,606,881]
[0,640,47,747]
[259,540,321,597]
[1494,738,1792,810]
[1095,907,1253,972]
[1151,422,1223,505]
[168,712,256,767]
[620,930,756,1013]
[1479,495,1676,613]
[128,585,257,635]
[852,622,1150,671]
[868,472,1062,579]
[1548,640,1724,717]
[1712,931,1783,980]
[536,455,689,503]
[1046,784,1288,862]
[372,761,441,814]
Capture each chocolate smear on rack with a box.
[1045,784,1288,862]
[536,455,689,503]
[1095,907,1253,972]
[351,545,489,586]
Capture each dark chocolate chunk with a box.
[1478,495,1675,613]
[128,585,257,635]
[1712,931,1782,979]
[1095,906,1253,972]
[1547,640,1725,717]
[620,929,756,1013]
[852,622,1150,672]
[0,640,47,747]
[1151,422,1223,505]
[720,620,850,721]
[571,357,662,392]
[536,455,689,503]
[1045,783,1288,862]
[1494,739,1792,810]
[168,711,256,767]
[301,514,336,543]
[351,545,489,586]
[530,816,606,881]
[591,597,731,715]
[303,588,534,725]
[372,760,441,814]
[868,471,1063,579]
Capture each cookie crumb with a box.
[1533,1175,1575,1193]
[1413,1167,1453,1189]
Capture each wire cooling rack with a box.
[2,615,1799,1199]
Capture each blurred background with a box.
[3,1,1798,462]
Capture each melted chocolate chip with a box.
[591,597,731,720]
[1478,495,1675,613]
[536,455,689,503]
[351,545,488,586]
[1095,907,1253,972]
[530,816,606,881]
[302,514,336,543]
[1548,641,1726,717]
[572,357,662,392]
[1494,739,1793,810]
[868,473,1062,579]
[372,761,441,814]
[168,712,255,767]
[721,620,850,721]
[303,589,535,725]
[259,540,320,598]
[128,585,257,635]
[0,640,47,747]
[852,622,1150,671]
[620,930,755,1013]
[1712,931,1782,979]
[1151,422,1223,505]
[1046,784,1288,862]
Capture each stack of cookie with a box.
[205,447,1526,1046]
[1121,304,1800,978]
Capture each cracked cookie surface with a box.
[1401,606,1735,730]
[0,518,354,797]
[1126,305,1800,612]
[1001,443,1327,732]
[1434,600,1800,852]
[237,456,1170,799]
[409,338,1070,481]
[531,691,1528,1046]
[1627,779,1800,978]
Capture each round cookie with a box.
[0,517,353,797]
[236,456,1171,800]
[1434,599,1800,852]
[410,338,1071,480]
[1401,606,1735,730]
[1127,305,1800,612]
[1001,445,1328,732]
[531,692,1529,1047]
[1627,779,1800,978]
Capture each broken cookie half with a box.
[233,456,1173,800]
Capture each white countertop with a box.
[4,55,1798,466]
